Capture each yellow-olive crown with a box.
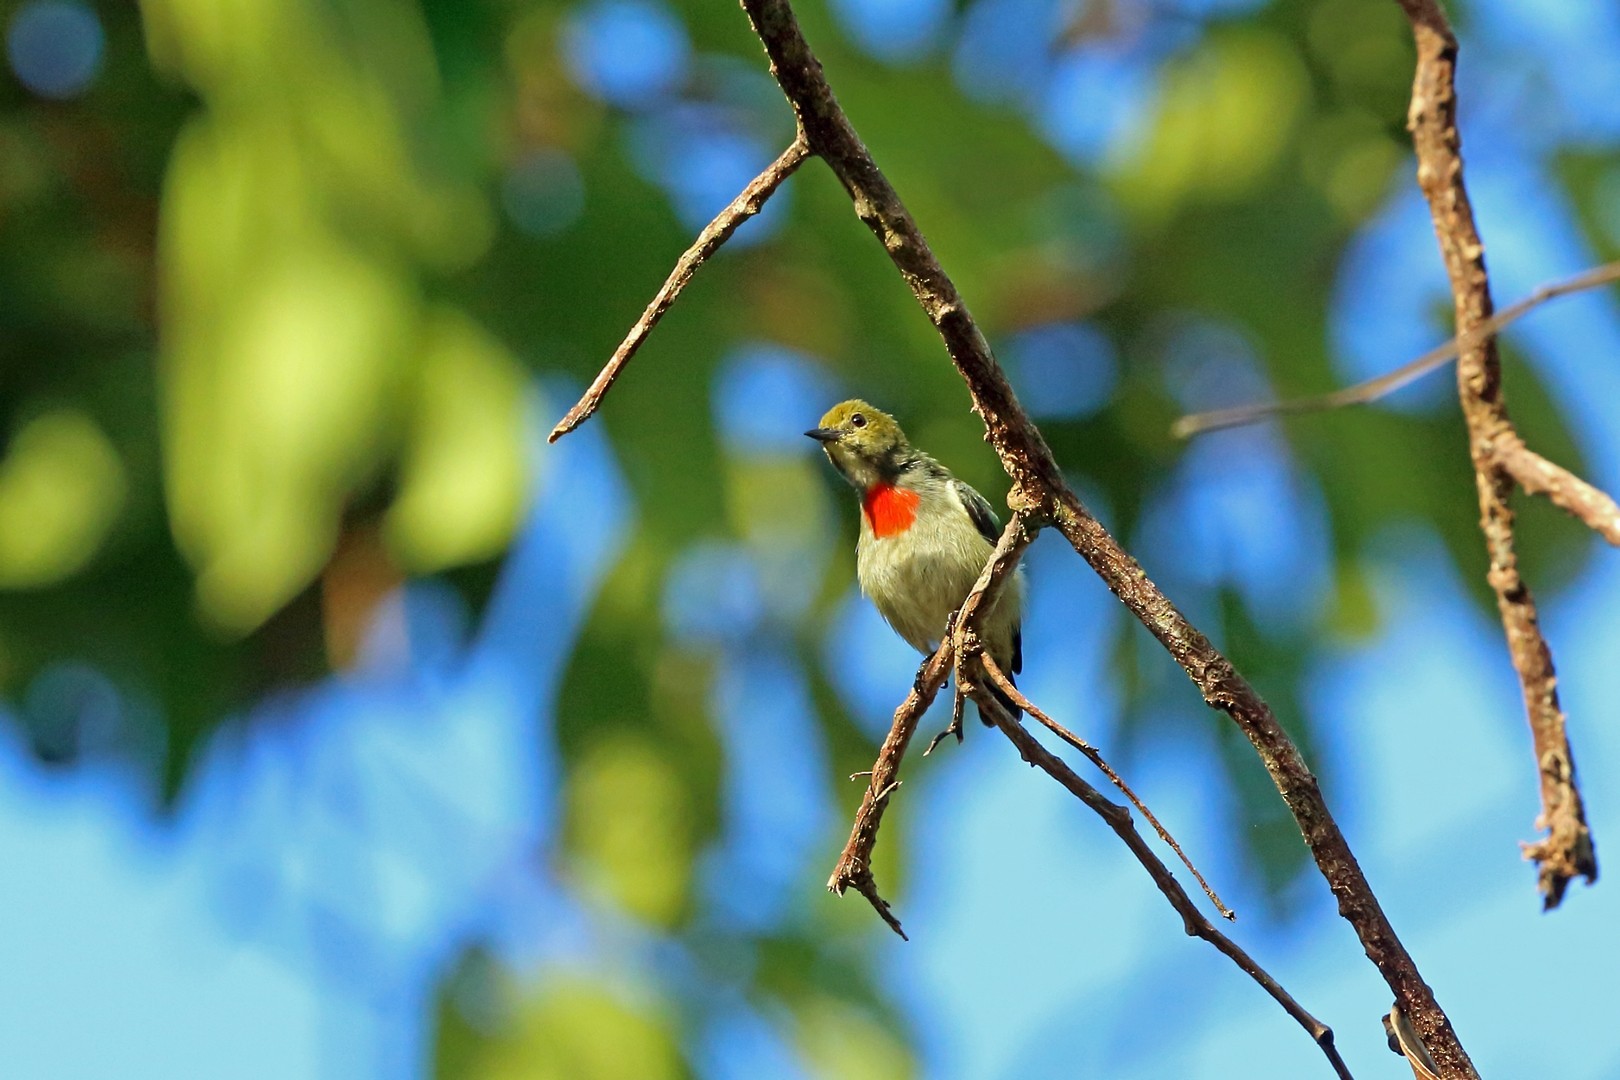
[812,399,909,461]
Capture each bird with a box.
[806,399,1023,722]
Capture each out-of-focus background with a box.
[3,0,1619,1076]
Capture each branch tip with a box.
[548,134,811,442]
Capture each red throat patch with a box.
[862,483,920,539]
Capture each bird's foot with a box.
[911,656,934,696]
[923,719,964,756]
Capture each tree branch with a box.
[548,132,811,443]
[966,683,1354,1080]
[737,0,1473,1069]
[979,650,1234,921]
[553,0,1482,1070]
[1394,0,1597,913]
[735,0,1484,1069]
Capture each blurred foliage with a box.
[2,0,1616,1075]
[436,966,691,1080]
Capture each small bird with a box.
[807,400,1023,721]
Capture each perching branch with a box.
[964,681,1354,1080]
[1394,0,1597,913]
[736,0,1472,1069]
[1172,260,1620,440]
[553,0,1480,1071]
[549,132,810,443]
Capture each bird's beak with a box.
[804,427,841,444]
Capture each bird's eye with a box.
[851,413,866,428]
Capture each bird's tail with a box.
[981,671,1022,724]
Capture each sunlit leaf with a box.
[386,308,532,573]
[0,410,125,588]
[793,995,915,1080]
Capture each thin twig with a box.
[548,131,811,443]
[1172,260,1620,439]
[825,638,951,940]
[969,687,1354,1080]
[741,0,1468,1065]
[979,651,1235,921]
[1497,434,1620,545]
[1395,0,1595,923]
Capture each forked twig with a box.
[827,517,1034,936]
[979,651,1234,921]
[924,683,967,755]
[969,687,1354,1080]
[825,638,952,940]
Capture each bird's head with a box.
[805,399,909,489]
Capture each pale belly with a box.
[856,515,1022,663]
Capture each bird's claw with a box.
[923,683,968,756]
[924,716,964,756]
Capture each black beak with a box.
[804,427,840,444]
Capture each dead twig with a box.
[969,684,1354,1080]
[924,683,967,755]
[1173,260,1620,439]
[548,131,811,443]
[824,637,951,940]
[979,651,1234,921]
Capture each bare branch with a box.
[1497,435,1620,545]
[548,132,811,443]
[555,0,1480,1066]
[980,651,1234,921]
[1394,0,1596,918]
[1172,260,1620,439]
[969,686,1354,1080]
[825,638,949,940]
[740,0,1472,1066]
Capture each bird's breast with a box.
[861,483,921,539]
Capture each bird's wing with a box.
[952,478,1003,545]
[953,479,1022,675]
